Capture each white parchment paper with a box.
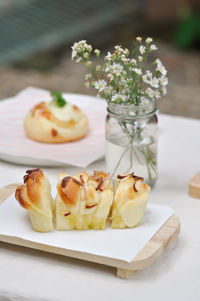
[0,188,174,263]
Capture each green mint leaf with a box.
[50,91,67,107]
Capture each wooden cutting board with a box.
[0,184,180,279]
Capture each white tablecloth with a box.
[0,114,200,301]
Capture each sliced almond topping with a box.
[132,174,144,181]
[61,176,83,188]
[93,170,108,178]
[95,177,103,191]
[86,203,97,209]
[117,173,130,179]
[23,168,41,183]
[80,175,85,184]
[64,212,71,217]
[100,176,111,190]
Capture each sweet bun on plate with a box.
[55,171,113,230]
[15,168,54,232]
[24,91,89,143]
[111,173,151,229]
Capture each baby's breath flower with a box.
[94,49,100,56]
[124,48,130,55]
[76,57,82,63]
[85,61,92,67]
[107,73,114,81]
[154,90,160,99]
[72,38,168,104]
[146,87,155,98]
[155,59,167,76]
[85,81,90,88]
[139,45,145,55]
[115,45,123,51]
[146,37,153,44]
[104,86,113,94]
[138,56,143,62]
[96,65,101,72]
[140,96,150,105]
[136,37,142,42]
[150,77,159,88]
[85,73,91,80]
[84,43,92,51]
[112,63,123,75]
[71,40,92,60]
[159,75,168,86]
[105,63,123,76]
[161,86,167,95]
[105,51,112,61]
[84,52,89,59]
[130,59,137,65]
[111,94,126,102]
[121,55,130,63]
[146,70,152,77]
[150,44,157,51]
[94,80,107,92]
[71,43,78,60]
[142,70,152,84]
[79,40,87,44]
[132,67,142,75]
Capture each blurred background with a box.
[0,0,199,118]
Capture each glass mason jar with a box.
[105,101,158,187]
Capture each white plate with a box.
[0,87,106,167]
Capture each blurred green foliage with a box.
[174,8,200,49]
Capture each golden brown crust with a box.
[55,170,113,230]
[57,171,112,208]
[116,172,149,198]
[15,168,54,232]
[31,102,76,129]
[27,132,86,144]
[76,171,90,184]
[89,171,112,192]
[24,101,88,143]
[25,169,44,205]
[16,169,45,208]
[58,176,84,206]
[15,186,29,209]
[111,172,150,228]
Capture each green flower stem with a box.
[126,140,133,173]
[111,145,129,178]
[110,119,157,184]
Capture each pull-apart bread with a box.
[55,171,113,230]
[15,169,150,232]
[111,173,151,229]
[24,93,88,143]
[15,169,54,232]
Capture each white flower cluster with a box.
[71,40,92,63]
[71,37,168,104]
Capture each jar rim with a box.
[107,101,157,118]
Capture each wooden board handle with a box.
[0,183,20,204]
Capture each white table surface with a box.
[0,114,200,301]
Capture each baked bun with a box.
[15,169,54,232]
[111,173,151,229]
[24,97,89,143]
[55,171,113,230]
